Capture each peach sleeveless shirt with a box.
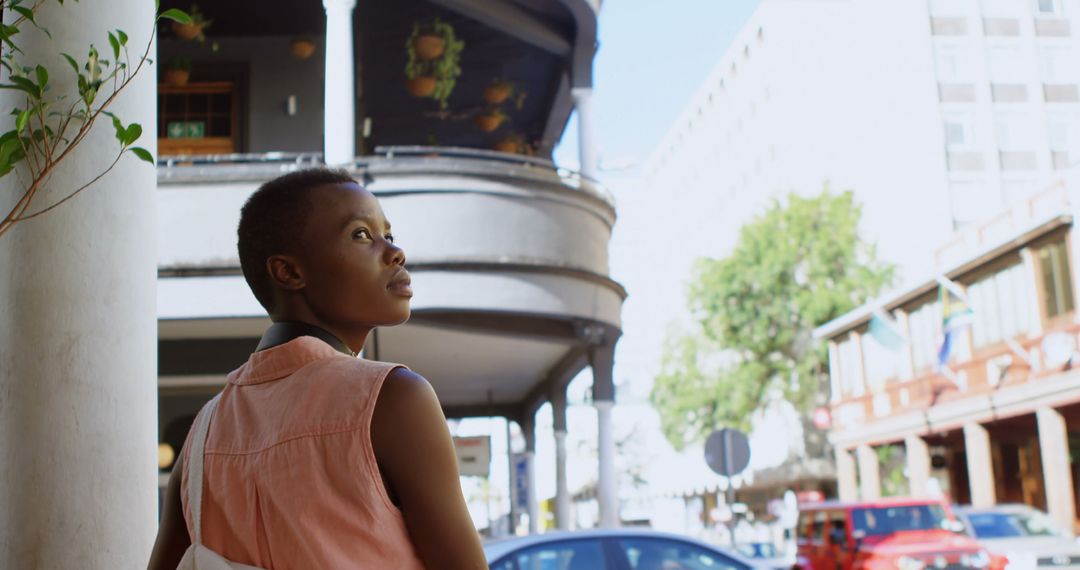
[181,336,425,569]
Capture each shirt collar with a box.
[256,321,355,357]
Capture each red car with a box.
[794,497,1002,570]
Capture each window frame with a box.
[158,80,239,156]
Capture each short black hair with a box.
[237,168,357,312]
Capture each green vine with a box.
[404,18,464,110]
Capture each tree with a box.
[0,0,191,238]
[651,188,895,450]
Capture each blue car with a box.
[484,528,778,570]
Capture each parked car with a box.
[955,504,1080,569]
[484,528,779,569]
[795,497,1000,570]
[736,541,794,567]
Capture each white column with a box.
[322,0,357,165]
[835,447,859,502]
[905,435,931,497]
[963,423,997,507]
[571,87,598,180]
[596,399,618,527]
[554,430,570,530]
[0,0,158,566]
[1037,408,1077,532]
[827,340,842,403]
[856,444,882,500]
[525,449,539,534]
[850,332,868,397]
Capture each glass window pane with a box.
[618,538,746,570]
[514,540,607,570]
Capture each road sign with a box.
[704,428,751,477]
[453,436,491,477]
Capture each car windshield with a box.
[967,511,1060,539]
[851,505,948,536]
[736,543,778,559]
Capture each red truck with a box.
[794,497,1004,570]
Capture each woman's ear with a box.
[267,255,305,292]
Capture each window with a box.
[827,511,849,545]
[994,111,1039,150]
[618,538,747,570]
[495,539,608,570]
[969,263,1031,347]
[1038,238,1075,318]
[987,45,1026,83]
[1040,46,1076,82]
[862,327,900,390]
[909,300,943,370]
[852,505,948,536]
[1035,0,1065,15]
[944,113,976,148]
[982,0,1024,17]
[1046,113,1076,150]
[935,44,975,82]
[837,336,864,397]
[158,81,237,156]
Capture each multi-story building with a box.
[816,177,1080,532]
[0,0,622,564]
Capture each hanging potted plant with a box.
[474,107,507,133]
[483,78,527,110]
[411,22,445,60]
[404,18,464,109]
[164,58,192,87]
[289,36,317,60]
[492,133,525,154]
[172,4,211,41]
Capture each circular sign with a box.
[704,428,751,476]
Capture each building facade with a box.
[817,178,1080,532]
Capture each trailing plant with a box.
[171,3,209,42]
[0,0,191,239]
[404,17,463,109]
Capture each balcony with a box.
[157,147,623,416]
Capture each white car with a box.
[955,504,1080,569]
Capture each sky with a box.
[555,0,761,172]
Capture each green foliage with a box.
[0,1,189,237]
[876,444,909,496]
[166,56,191,71]
[404,17,464,110]
[650,188,896,450]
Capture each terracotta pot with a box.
[172,21,203,40]
[474,114,504,133]
[290,39,317,60]
[405,76,436,97]
[493,139,520,153]
[165,68,190,87]
[413,34,445,61]
[483,84,511,104]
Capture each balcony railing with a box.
[156,146,613,208]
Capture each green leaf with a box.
[158,8,192,24]
[12,6,35,21]
[2,76,40,98]
[123,122,142,146]
[117,29,128,46]
[129,146,153,164]
[108,32,120,60]
[105,111,124,141]
[61,52,79,74]
[34,64,48,90]
[15,109,30,134]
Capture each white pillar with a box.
[850,332,868,397]
[571,87,598,180]
[1037,408,1077,532]
[554,430,571,530]
[596,399,618,527]
[963,423,997,507]
[827,341,842,403]
[856,444,882,500]
[0,1,158,566]
[896,310,916,381]
[905,435,931,497]
[525,449,539,534]
[322,0,356,165]
[835,447,859,502]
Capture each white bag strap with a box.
[187,394,221,546]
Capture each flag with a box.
[936,276,974,368]
[868,309,906,351]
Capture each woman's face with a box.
[296,182,412,331]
